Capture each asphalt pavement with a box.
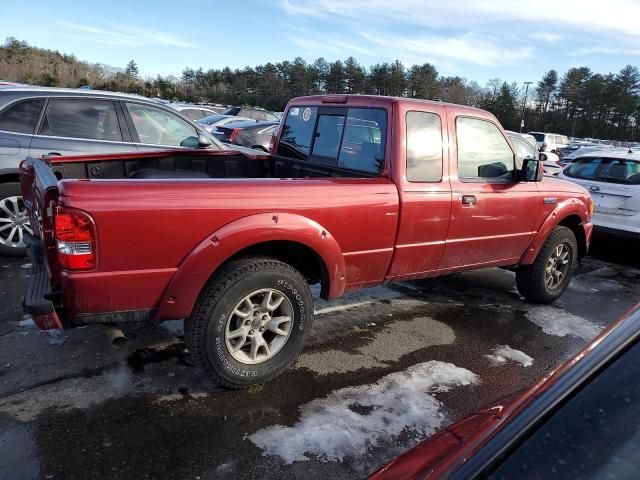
[0,234,638,480]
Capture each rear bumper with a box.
[24,241,63,330]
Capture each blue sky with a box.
[2,0,638,86]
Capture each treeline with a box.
[1,37,639,140]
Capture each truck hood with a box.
[538,175,589,195]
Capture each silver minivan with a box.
[0,86,224,256]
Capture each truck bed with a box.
[46,150,373,181]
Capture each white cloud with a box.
[529,32,564,44]
[360,31,533,67]
[60,22,195,48]
[280,0,640,65]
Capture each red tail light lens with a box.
[229,128,240,142]
[54,208,96,270]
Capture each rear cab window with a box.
[277,105,387,175]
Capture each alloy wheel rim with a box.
[545,243,571,290]
[224,288,293,365]
[0,196,32,248]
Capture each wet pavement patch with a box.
[0,240,639,480]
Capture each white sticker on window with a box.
[303,107,312,122]
[290,107,299,116]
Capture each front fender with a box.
[519,198,591,265]
[156,212,346,320]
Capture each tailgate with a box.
[19,157,63,329]
[19,157,59,241]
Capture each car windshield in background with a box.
[277,106,386,175]
[564,157,640,184]
[198,114,226,125]
[530,133,545,141]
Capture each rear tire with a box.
[0,182,29,257]
[185,256,313,389]
[516,226,578,303]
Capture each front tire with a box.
[516,226,578,303]
[185,256,313,389]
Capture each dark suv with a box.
[0,86,223,256]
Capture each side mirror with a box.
[197,132,213,148]
[522,158,544,182]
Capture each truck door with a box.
[387,104,452,281]
[437,114,538,272]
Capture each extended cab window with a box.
[125,103,198,147]
[278,106,386,175]
[406,111,443,182]
[456,117,514,181]
[0,98,45,134]
[39,98,122,141]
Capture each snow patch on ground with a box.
[485,345,533,367]
[248,361,478,463]
[525,306,603,341]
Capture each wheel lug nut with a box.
[249,330,254,335]
[245,320,251,326]
[259,327,264,332]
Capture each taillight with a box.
[228,128,240,143]
[54,208,96,270]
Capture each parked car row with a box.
[0,86,261,256]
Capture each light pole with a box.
[520,81,533,132]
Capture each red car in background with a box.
[370,303,640,480]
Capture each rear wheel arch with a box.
[156,213,346,320]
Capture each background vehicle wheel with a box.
[0,182,31,257]
[516,226,578,304]
[185,256,313,389]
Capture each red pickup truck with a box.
[20,95,593,388]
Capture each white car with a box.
[197,114,253,133]
[506,131,561,176]
[529,132,571,153]
[558,151,640,239]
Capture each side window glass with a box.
[456,117,515,181]
[125,103,198,147]
[0,98,45,134]
[311,114,345,163]
[40,99,122,141]
[512,137,537,161]
[406,111,443,182]
[338,108,386,174]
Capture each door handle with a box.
[43,152,61,158]
[461,195,476,205]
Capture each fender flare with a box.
[156,212,346,320]
[519,199,591,265]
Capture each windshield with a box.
[564,157,640,184]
